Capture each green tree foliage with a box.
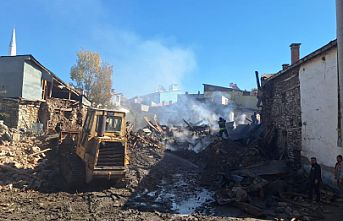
[70,50,113,105]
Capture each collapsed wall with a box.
[0,98,41,130]
[0,97,87,134]
[45,98,86,133]
[0,98,21,128]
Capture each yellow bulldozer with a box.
[59,108,129,187]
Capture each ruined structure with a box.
[178,83,257,109]
[0,55,90,133]
[261,44,302,168]
[203,83,257,109]
[261,40,341,185]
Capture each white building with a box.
[262,40,341,187]
[299,41,341,185]
[111,89,122,107]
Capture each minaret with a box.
[9,28,16,56]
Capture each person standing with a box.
[334,155,343,191]
[218,117,227,138]
[251,112,257,125]
[309,157,322,203]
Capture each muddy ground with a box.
[1,139,343,221]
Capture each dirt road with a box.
[1,141,343,220]
[0,144,266,221]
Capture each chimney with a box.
[290,43,301,64]
[282,64,289,70]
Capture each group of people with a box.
[308,155,343,203]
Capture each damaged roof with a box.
[203,83,240,92]
[0,54,81,97]
[0,54,81,100]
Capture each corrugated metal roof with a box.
[0,54,81,97]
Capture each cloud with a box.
[91,28,197,98]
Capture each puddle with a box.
[172,188,214,214]
[153,178,214,215]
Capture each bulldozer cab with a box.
[74,108,129,183]
[80,109,126,145]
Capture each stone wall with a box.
[0,98,20,128]
[0,97,87,134]
[18,101,41,130]
[0,98,41,130]
[261,67,302,168]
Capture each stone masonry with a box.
[0,97,86,134]
[0,98,40,130]
[261,67,302,168]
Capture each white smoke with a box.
[36,0,197,98]
[150,95,250,129]
[236,113,247,125]
[89,28,197,98]
[166,126,214,153]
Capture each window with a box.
[105,116,122,132]
[96,115,122,132]
[81,113,92,145]
[83,114,91,131]
[41,80,48,100]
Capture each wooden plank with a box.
[29,148,52,157]
[144,117,160,133]
[233,160,289,176]
[153,119,164,133]
[60,108,73,112]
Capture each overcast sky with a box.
[0,0,336,98]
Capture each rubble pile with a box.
[0,121,12,144]
[166,136,265,182]
[46,98,86,133]
[128,130,165,149]
[128,118,213,152]
[127,117,166,149]
[182,119,211,135]
[165,125,214,153]
[213,170,340,220]
[0,135,57,191]
[0,112,341,220]
[190,139,339,220]
[197,140,264,171]
[154,125,340,220]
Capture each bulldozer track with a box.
[60,152,85,189]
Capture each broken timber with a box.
[232,160,289,176]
